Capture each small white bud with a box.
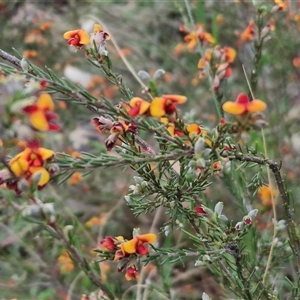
[214,202,224,215]
[137,70,151,82]
[202,292,211,300]
[20,58,29,73]
[133,176,144,184]
[164,225,170,236]
[194,137,205,156]
[153,69,166,80]
[248,209,258,219]
[124,195,132,203]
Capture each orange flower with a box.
[183,24,215,50]
[22,50,37,59]
[125,264,140,281]
[119,233,156,256]
[150,95,187,118]
[9,141,54,189]
[198,46,236,80]
[128,97,151,117]
[58,250,74,273]
[222,93,266,115]
[258,185,278,207]
[85,215,106,228]
[63,29,90,49]
[186,124,201,138]
[274,0,288,11]
[240,20,255,42]
[160,117,182,137]
[68,172,82,185]
[293,58,300,68]
[39,21,52,31]
[23,93,60,131]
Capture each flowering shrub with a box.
[1,1,300,299]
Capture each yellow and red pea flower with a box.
[125,264,140,281]
[150,95,187,118]
[186,124,201,138]
[128,97,151,117]
[222,93,266,115]
[23,93,60,131]
[9,141,54,189]
[160,117,183,137]
[99,236,117,251]
[239,20,255,43]
[182,24,215,50]
[63,29,90,49]
[118,233,156,257]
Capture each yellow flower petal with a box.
[139,101,150,114]
[137,233,156,244]
[247,99,267,113]
[163,94,187,104]
[167,125,175,136]
[29,166,50,187]
[37,147,54,160]
[160,117,169,125]
[120,238,138,254]
[222,101,246,115]
[30,111,49,131]
[198,58,205,69]
[187,124,201,137]
[130,97,143,107]
[10,158,29,176]
[94,24,102,32]
[37,93,54,111]
[78,30,90,44]
[150,97,166,118]
[63,30,79,39]
[204,32,215,44]
[224,47,236,63]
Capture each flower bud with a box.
[137,70,151,82]
[276,220,286,231]
[30,171,43,187]
[153,69,166,80]
[202,148,212,159]
[202,292,211,300]
[133,176,144,184]
[164,225,170,236]
[10,98,35,114]
[124,195,132,203]
[194,137,205,157]
[20,58,29,73]
[63,225,74,242]
[214,202,224,215]
[248,209,258,220]
[48,163,60,175]
[235,221,244,231]
[17,178,30,192]
[195,158,206,168]
[42,203,55,216]
[141,181,148,188]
